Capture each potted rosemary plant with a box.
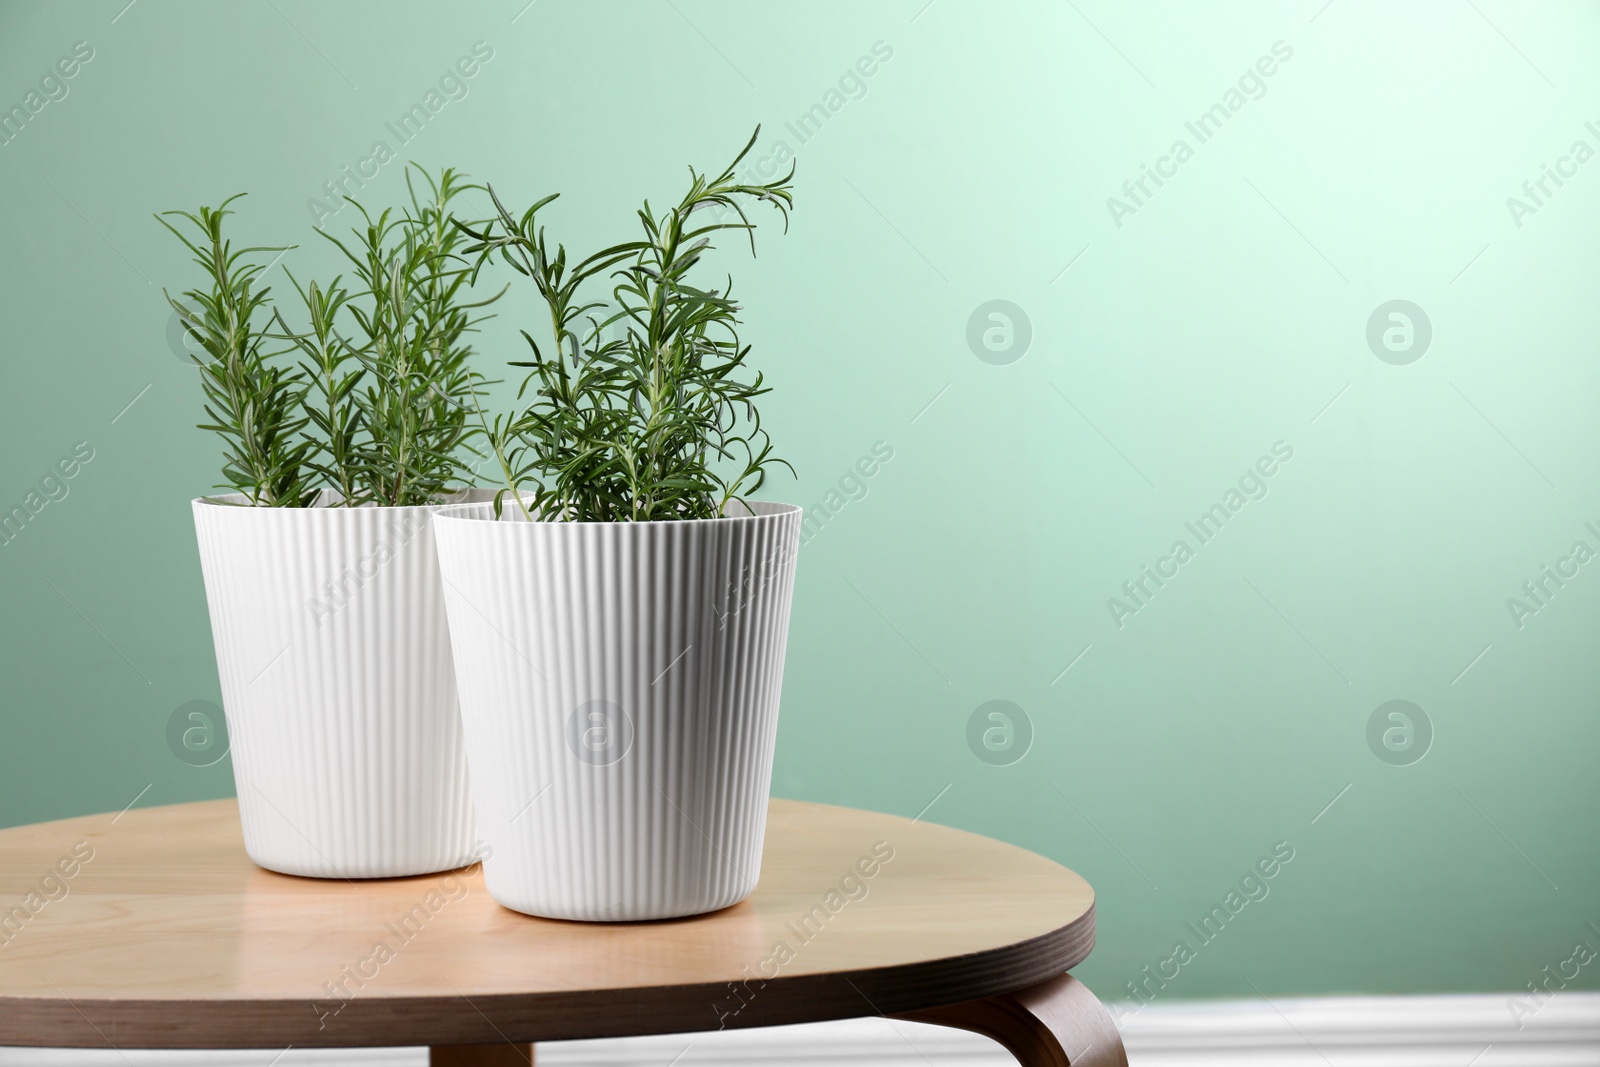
[162,168,500,878]
[431,129,801,920]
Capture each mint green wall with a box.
[2,0,1596,1003]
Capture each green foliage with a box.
[278,271,362,503]
[159,167,502,507]
[157,197,316,507]
[316,166,504,506]
[459,127,794,522]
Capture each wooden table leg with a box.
[429,1043,535,1067]
[894,974,1127,1067]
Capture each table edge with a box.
[0,904,1094,1048]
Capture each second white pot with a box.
[432,500,802,921]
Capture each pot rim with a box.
[432,498,803,527]
[192,487,506,510]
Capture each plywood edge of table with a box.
[0,797,1096,1049]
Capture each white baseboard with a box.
[2,993,1596,1066]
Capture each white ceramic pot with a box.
[432,500,802,921]
[191,491,487,878]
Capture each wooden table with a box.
[0,798,1126,1067]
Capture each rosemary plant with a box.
[160,167,502,507]
[277,271,363,503]
[318,166,502,507]
[157,197,316,507]
[460,127,795,523]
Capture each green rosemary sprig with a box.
[276,271,364,504]
[320,165,503,507]
[156,196,316,506]
[459,127,794,522]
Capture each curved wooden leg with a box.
[429,1043,534,1066]
[894,974,1127,1067]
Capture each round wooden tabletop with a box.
[0,798,1095,1049]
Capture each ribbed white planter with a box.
[191,491,484,879]
[432,500,802,921]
